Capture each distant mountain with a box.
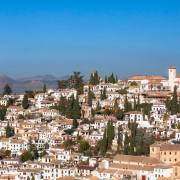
[17,74,58,81]
[0,75,16,84]
[0,74,70,93]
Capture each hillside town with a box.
[1,66,180,180]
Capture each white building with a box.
[168,66,180,91]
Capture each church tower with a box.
[168,66,176,91]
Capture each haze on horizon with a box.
[0,0,180,78]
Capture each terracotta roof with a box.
[110,163,155,171]
[113,155,160,164]
[128,76,166,81]
[57,177,75,180]
[151,143,180,151]
[161,144,180,151]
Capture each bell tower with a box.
[168,66,176,91]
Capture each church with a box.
[168,66,180,91]
[128,66,180,92]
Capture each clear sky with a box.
[0,0,180,78]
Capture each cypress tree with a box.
[69,72,84,95]
[105,76,108,83]
[115,75,118,83]
[96,101,101,111]
[3,84,12,95]
[117,126,123,153]
[100,87,107,100]
[0,107,7,121]
[22,94,29,109]
[101,128,108,155]
[134,97,137,110]
[137,95,141,111]
[66,95,74,119]
[124,96,132,112]
[107,121,115,149]
[5,122,14,138]
[73,119,79,129]
[124,132,130,155]
[59,96,67,116]
[108,73,116,84]
[43,84,47,93]
[72,96,81,120]
[87,89,95,107]
[90,71,100,85]
[171,86,178,115]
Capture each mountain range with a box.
[0,74,69,93]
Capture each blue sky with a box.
[0,0,180,78]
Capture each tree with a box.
[107,73,116,84]
[140,103,152,116]
[58,80,69,89]
[106,121,115,149]
[69,72,84,95]
[105,76,108,83]
[87,89,95,107]
[43,84,47,93]
[31,175,35,180]
[79,140,90,154]
[4,150,11,157]
[22,94,29,109]
[133,97,137,110]
[65,95,74,118]
[124,96,132,112]
[137,95,141,111]
[124,122,154,156]
[64,139,73,150]
[100,87,107,100]
[5,122,14,138]
[130,81,138,86]
[115,108,124,120]
[171,86,179,115]
[114,99,124,120]
[163,112,169,126]
[98,121,115,155]
[89,71,100,85]
[0,107,7,121]
[25,91,35,98]
[59,96,67,116]
[123,132,130,155]
[6,98,14,107]
[165,86,180,115]
[100,128,108,155]
[117,126,123,153]
[3,84,12,95]
[28,138,39,160]
[20,150,34,162]
[96,101,101,112]
[73,119,79,129]
[72,96,81,120]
